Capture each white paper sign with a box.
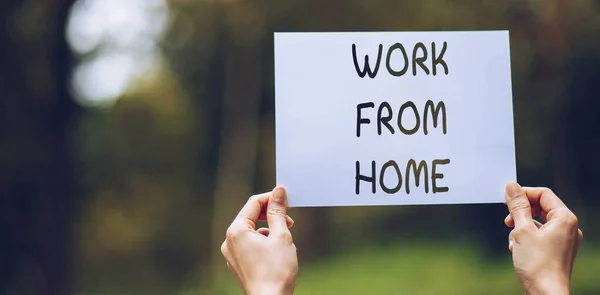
[274,31,516,207]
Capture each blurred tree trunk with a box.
[207,1,268,292]
[0,0,80,295]
[536,0,581,209]
[159,3,226,290]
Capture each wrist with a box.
[526,276,570,295]
[247,283,293,295]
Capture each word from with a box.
[356,100,447,137]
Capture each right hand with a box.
[504,182,583,295]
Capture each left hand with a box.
[221,186,298,295]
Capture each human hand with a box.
[221,186,297,295]
[504,182,583,295]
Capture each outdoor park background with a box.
[1,0,600,294]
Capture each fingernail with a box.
[506,182,521,198]
[286,215,294,225]
[272,186,286,204]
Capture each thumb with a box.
[267,186,290,234]
[505,182,534,228]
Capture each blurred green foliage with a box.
[1,0,600,294]
[214,243,600,295]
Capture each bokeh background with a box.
[1,0,600,294]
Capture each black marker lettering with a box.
[423,100,447,135]
[432,158,450,193]
[356,102,375,137]
[356,160,376,195]
[386,43,409,76]
[377,101,395,135]
[352,44,383,78]
[405,159,429,194]
[432,41,449,75]
[412,42,430,76]
[380,160,402,194]
[398,101,420,135]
